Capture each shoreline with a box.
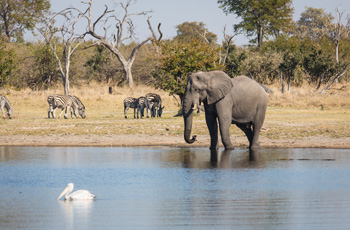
[1,134,349,149]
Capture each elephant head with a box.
[182,71,233,144]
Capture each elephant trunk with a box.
[183,93,197,144]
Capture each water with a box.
[0,146,350,230]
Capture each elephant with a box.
[183,71,268,150]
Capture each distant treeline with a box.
[1,1,350,97]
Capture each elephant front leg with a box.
[205,113,219,150]
[218,115,234,150]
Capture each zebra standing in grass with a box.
[124,97,139,119]
[137,96,146,119]
[0,95,13,119]
[70,95,86,119]
[47,94,79,119]
[145,93,164,118]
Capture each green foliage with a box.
[303,46,338,89]
[1,5,350,93]
[295,7,333,41]
[175,22,217,44]
[0,0,50,41]
[31,43,59,89]
[85,45,116,83]
[0,40,16,86]
[218,0,293,47]
[152,39,223,101]
[224,47,282,84]
[242,49,283,83]
[279,50,304,86]
[223,45,247,77]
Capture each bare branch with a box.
[320,62,350,94]
[93,5,114,33]
[221,25,238,65]
[80,0,158,87]
[147,16,162,42]
[195,28,210,44]
[157,23,163,42]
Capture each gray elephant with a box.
[183,71,268,150]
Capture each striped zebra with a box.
[47,94,79,119]
[70,96,86,119]
[124,97,138,119]
[137,96,146,119]
[145,93,164,118]
[0,95,13,119]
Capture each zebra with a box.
[47,94,79,119]
[124,97,138,119]
[70,95,86,119]
[0,95,13,119]
[145,93,164,118]
[137,96,146,119]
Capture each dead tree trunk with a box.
[79,0,161,88]
[281,73,286,94]
[320,63,350,94]
[37,10,83,95]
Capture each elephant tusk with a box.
[192,103,198,110]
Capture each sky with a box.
[46,0,350,46]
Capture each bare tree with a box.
[327,8,347,64]
[319,9,350,93]
[220,25,238,66]
[37,10,84,95]
[78,0,161,87]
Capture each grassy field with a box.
[1,83,350,148]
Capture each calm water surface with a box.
[0,146,350,229]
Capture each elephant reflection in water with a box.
[210,149,264,169]
[179,148,264,169]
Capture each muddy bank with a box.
[1,134,349,149]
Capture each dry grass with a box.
[267,83,350,109]
[1,82,350,148]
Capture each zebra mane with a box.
[71,96,85,109]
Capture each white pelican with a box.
[57,183,96,200]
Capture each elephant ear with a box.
[207,71,233,105]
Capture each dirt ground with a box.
[1,133,349,149]
[1,84,350,149]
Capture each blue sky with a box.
[48,0,350,46]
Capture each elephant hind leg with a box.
[236,123,254,148]
[251,123,263,150]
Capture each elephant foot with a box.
[224,146,235,150]
[249,143,260,151]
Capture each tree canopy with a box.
[218,0,294,47]
[175,21,217,44]
[0,39,15,85]
[0,2,350,96]
[295,7,334,41]
[152,39,223,103]
[0,0,50,42]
